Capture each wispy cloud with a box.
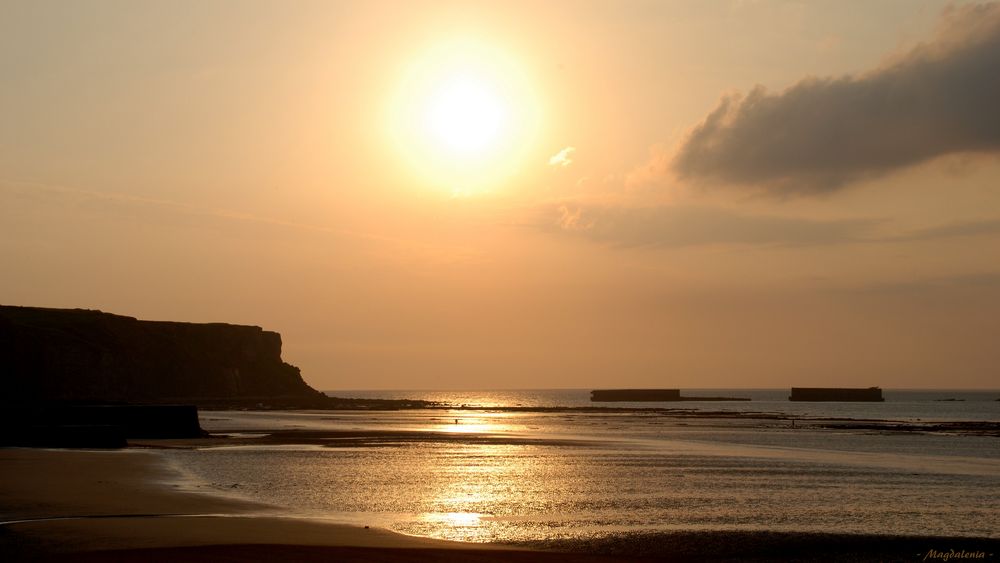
[0,179,420,246]
[890,218,1000,242]
[529,196,1000,249]
[1,178,492,269]
[835,271,1000,296]
[672,2,1000,194]
[1,178,356,236]
[533,201,877,248]
[548,146,576,167]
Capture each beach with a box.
[6,0,1000,558]
[4,448,996,563]
[3,398,998,562]
[0,448,629,562]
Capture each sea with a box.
[160,389,1000,543]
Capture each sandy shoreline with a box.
[0,448,630,562]
[0,449,469,556]
[2,447,997,562]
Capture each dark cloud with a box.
[535,202,877,248]
[672,3,1000,194]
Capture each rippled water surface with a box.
[163,400,1000,542]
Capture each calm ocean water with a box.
[161,389,1000,543]
[330,388,1000,422]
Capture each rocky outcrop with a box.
[591,389,682,402]
[590,389,751,402]
[0,305,328,407]
[788,387,885,402]
[0,404,205,447]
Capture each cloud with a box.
[672,2,1000,194]
[0,178,393,244]
[548,146,576,167]
[837,272,1000,297]
[1,178,487,268]
[894,218,1000,241]
[533,198,1000,249]
[534,201,876,248]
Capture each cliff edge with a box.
[0,305,328,408]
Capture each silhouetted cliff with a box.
[0,305,328,408]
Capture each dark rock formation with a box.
[0,404,206,448]
[789,387,885,402]
[590,389,751,402]
[591,389,681,402]
[0,305,328,408]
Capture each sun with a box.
[388,40,540,195]
[423,73,507,158]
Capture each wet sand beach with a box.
[0,448,605,561]
[2,437,998,562]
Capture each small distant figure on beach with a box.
[455,418,459,424]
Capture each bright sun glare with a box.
[423,73,507,157]
[389,40,539,195]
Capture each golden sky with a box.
[3,0,999,389]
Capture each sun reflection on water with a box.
[409,443,533,542]
[423,511,483,527]
[418,511,496,542]
[175,408,1000,544]
[433,411,518,435]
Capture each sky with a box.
[2,0,999,390]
